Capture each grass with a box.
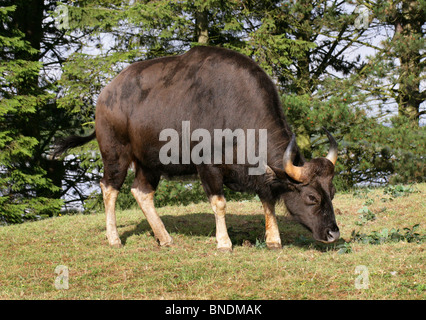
[0,184,425,300]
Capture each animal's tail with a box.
[52,131,96,159]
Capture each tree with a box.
[0,0,104,223]
[236,0,371,156]
[331,0,426,185]
[360,0,425,126]
[242,0,425,187]
[0,4,63,223]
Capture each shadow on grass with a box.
[120,212,345,252]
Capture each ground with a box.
[0,184,424,299]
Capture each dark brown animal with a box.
[54,46,340,250]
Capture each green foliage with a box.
[363,0,425,124]
[0,5,62,224]
[336,242,353,255]
[383,184,418,198]
[254,238,268,249]
[283,79,426,189]
[155,180,207,208]
[352,187,373,199]
[338,224,424,254]
[355,206,376,226]
[351,224,424,245]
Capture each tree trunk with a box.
[392,0,423,126]
[13,0,64,202]
[195,10,209,44]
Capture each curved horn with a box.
[283,134,306,182]
[322,127,338,165]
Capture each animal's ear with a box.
[265,165,287,183]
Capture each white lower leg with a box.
[262,201,282,249]
[131,187,172,246]
[210,195,232,251]
[100,182,122,248]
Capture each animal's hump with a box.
[182,46,260,69]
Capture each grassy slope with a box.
[0,184,424,300]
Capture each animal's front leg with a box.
[262,200,282,250]
[210,195,232,252]
[197,165,231,251]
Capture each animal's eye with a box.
[307,194,319,205]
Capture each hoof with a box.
[159,236,173,247]
[159,240,173,247]
[266,242,282,250]
[217,246,233,253]
[109,241,123,249]
[107,232,123,248]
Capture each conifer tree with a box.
[0,4,63,223]
[360,0,425,126]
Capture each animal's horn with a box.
[323,127,338,165]
[283,134,307,182]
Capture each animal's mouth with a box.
[298,221,340,243]
[315,229,340,243]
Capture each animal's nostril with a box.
[326,228,340,242]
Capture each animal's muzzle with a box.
[325,227,340,243]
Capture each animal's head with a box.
[268,129,339,243]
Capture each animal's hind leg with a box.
[131,166,172,246]
[100,182,122,248]
[99,144,131,248]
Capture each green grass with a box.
[0,184,425,299]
